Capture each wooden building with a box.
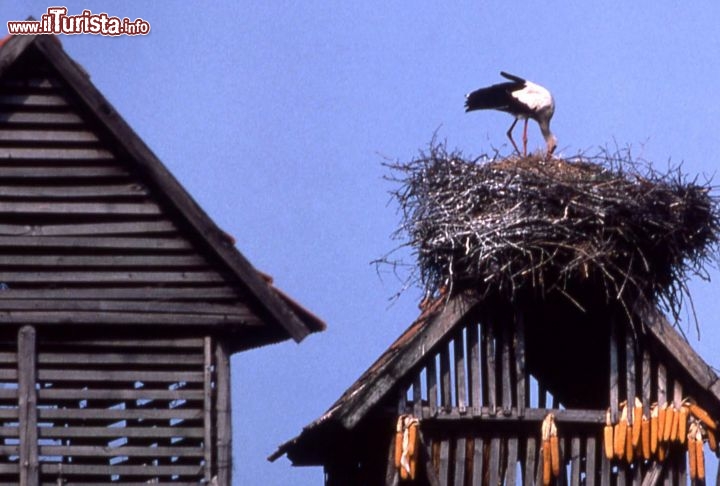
[0,33,324,485]
[274,289,720,484]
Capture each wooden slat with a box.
[0,128,98,143]
[657,363,667,405]
[37,408,202,421]
[38,388,204,401]
[0,270,222,283]
[39,351,204,366]
[0,311,256,326]
[466,322,481,412]
[0,221,175,237]
[37,463,202,476]
[413,373,422,417]
[37,369,204,383]
[215,340,232,486]
[483,322,496,415]
[488,437,500,486]
[0,165,129,178]
[609,318,619,422]
[0,287,238,301]
[0,111,84,125]
[505,437,518,486]
[570,436,581,486]
[514,310,526,417]
[0,254,204,267]
[0,201,160,215]
[471,438,484,486]
[453,438,466,486]
[626,330,636,424]
[453,330,467,412]
[524,436,537,486]
[38,426,204,439]
[0,182,146,198]
[599,444,611,486]
[642,349,651,415]
[0,147,114,160]
[439,344,451,411]
[39,445,204,458]
[501,324,512,414]
[585,436,597,486]
[18,325,39,486]
[427,353,438,416]
[0,235,191,250]
[203,337,213,484]
[438,440,450,486]
[0,93,68,106]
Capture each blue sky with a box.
[6,2,720,484]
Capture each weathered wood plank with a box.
[610,318,619,422]
[642,349,651,415]
[37,369,204,383]
[0,201,161,215]
[39,444,204,458]
[0,300,245,318]
[0,111,84,125]
[0,165,129,178]
[505,437,518,486]
[488,437,500,486]
[0,182,146,198]
[453,329,467,412]
[37,463,202,476]
[38,426,204,439]
[515,310,526,417]
[438,440,450,486]
[0,93,69,106]
[427,354,438,415]
[0,128,97,143]
[599,444,611,486]
[0,220,175,237]
[0,254,204,267]
[215,340,232,486]
[453,438,466,486]
[38,388,204,401]
[440,343,452,411]
[0,147,114,160]
[413,373,423,417]
[570,436,581,486]
[37,408,202,421]
[472,438,484,486]
[420,406,605,424]
[0,270,223,283]
[0,310,257,326]
[483,321,497,415]
[0,287,238,301]
[501,324,512,415]
[657,362,667,405]
[39,351,203,366]
[0,235,191,250]
[203,337,213,484]
[585,436,597,486]
[18,325,39,486]
[45,337,204,348]
[626,330,636,423]
[466,321,481,412]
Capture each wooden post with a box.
[203,337,214,484]
[215,340,232,486]
[609,319,619,423]
[18,325,38,486]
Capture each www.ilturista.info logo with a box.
[7,7,150,36]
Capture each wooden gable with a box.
[0,34,324,349]
[274,292,720,485]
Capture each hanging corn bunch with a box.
[650,403,659,455]
[614,402,628,460]
[394,415,419,481]
[604,409,614,460]
[541,413,561,485]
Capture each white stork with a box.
[465,71,557,157]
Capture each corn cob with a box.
[669,406,679,442]
[394,416,404,469]
[604,409,614,460]
[625,422,634,463]
[688,423,697,480]
[614,404,628,459]
[678,405,688,445]
[662,403,674,442]
[688,401,717,431]
[632,397,642,448]
[550,420,560,477]
[657,443,666,462]
[658,402,667,443]
[696,427,705,481]
[406,419,417,459]
[706,427,717,453]
[650,404,659,455]
[641,416,650,460]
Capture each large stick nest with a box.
[384,142,720,322]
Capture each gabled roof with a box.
[0,33,324,347]
[272,293,720,463]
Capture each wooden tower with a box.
[0,33,324,485]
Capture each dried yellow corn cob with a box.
[657,443,666,462]
[658,402,667,443]
[550,420,560,477]
[641,416,650,460]
[394,416,404,469]
[707,427,717,453]
[662,403,674,442]
[650,404,659,455]
[669,406,679,442]
[696,430,705,481]
[406,420,417,459]
[688,426,697,480]
[625,422,634,463]
[678,405,688,445]
[604,409,614,460]
[632,397,642,448]
[688,401,717,431]
[614,404,628,459]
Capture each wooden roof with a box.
[272,292,720,464]
[0,33,324,348]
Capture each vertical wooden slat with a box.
[467,322,481,412]
[440,345,452,412]
[439,439,450,486]
[385,432,399,486]
[672,380,682,409]
[472,438,484,486]
[626,330,636,423]
[599,441,612,486]
[514,310,526,417]
[413,373,423,417]
[18,325,38,486]
[632,464,641,486]
[215,340,232,486]
[453,438,466,486]
[609,319,619,423]
[501,324,512,415]
[454,330,467,413]
[524,436,537,486]
[642,349,651,416]
[203,336,213,484]
[505,437,518,486]
[570,436,581,486]
[483,322,497,415]
[488,437,500,485]
[585,436,597,486]
[428,354,438,416]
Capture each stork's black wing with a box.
[464,81,522,113]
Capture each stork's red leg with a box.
[506,119,520,155]
[522,119,529,156]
